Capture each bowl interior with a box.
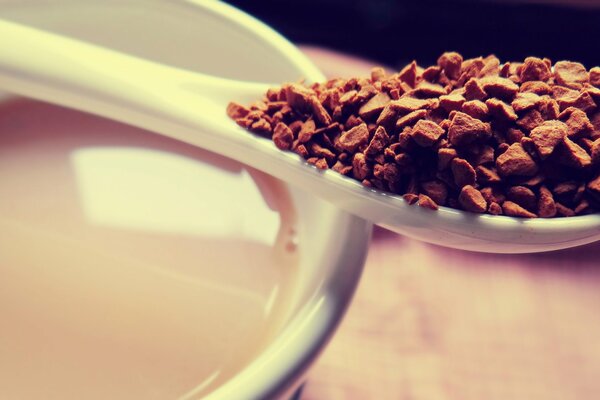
[0,1,371,398]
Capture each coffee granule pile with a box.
[227,53,600,218]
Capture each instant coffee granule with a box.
[227,53,600,218]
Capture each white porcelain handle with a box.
[0,19,269,147]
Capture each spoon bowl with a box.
[0,19,599,254]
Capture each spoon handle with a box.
[0,19,269,146]
[0,20,342,213]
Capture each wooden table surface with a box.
[298,47,600,400]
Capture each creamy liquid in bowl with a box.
[0,99,298,399]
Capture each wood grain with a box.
[302,228,600,400]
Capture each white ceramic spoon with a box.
[0,19,599,253]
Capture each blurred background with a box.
[226,0,600,70]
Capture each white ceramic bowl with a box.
[0,1,371,399]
